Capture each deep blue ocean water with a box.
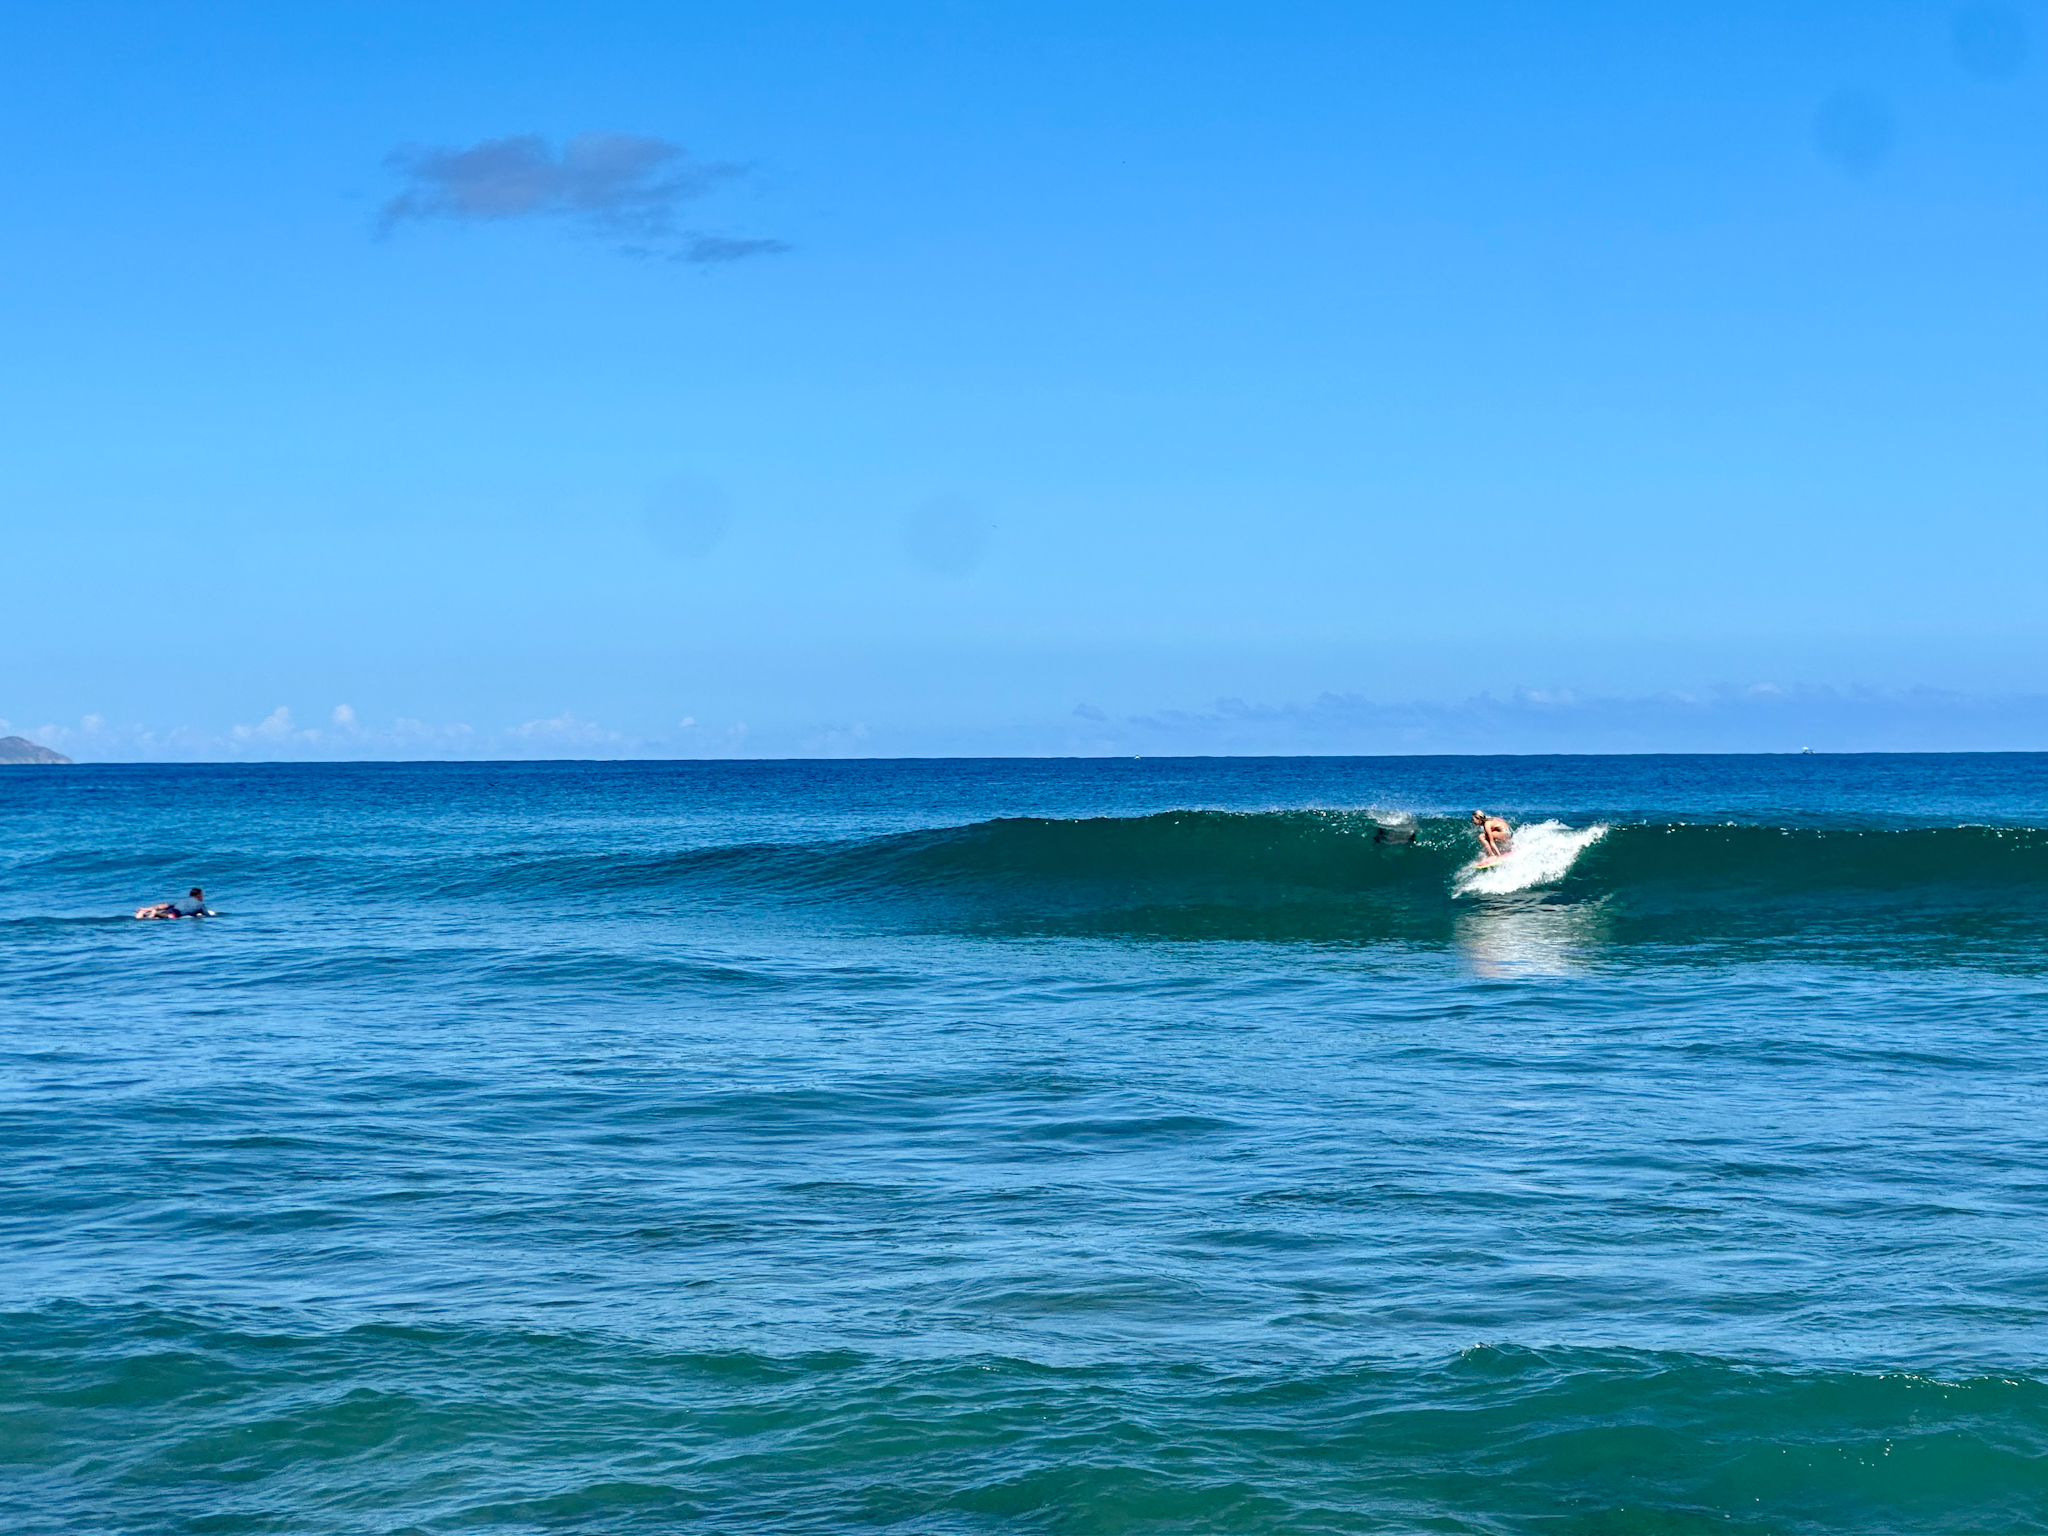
[3,755,2046,1534]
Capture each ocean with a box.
[3,755,2046,1534]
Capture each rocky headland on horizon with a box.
[0,735,72,764]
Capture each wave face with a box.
[510,810,2048,898]
[6,757,2048,1533]
[547,810,2048,951]
[17,803,2041,948]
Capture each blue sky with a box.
[3,0,2043,758]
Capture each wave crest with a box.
[1454,819,1609,895]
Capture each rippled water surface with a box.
[4,756,2046,1533]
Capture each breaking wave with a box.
[21,809,2048,951]
[1453,818,1610,896]
[693,809,2048,901]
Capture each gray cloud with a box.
[683,235,791,264]
[379,132,788,262]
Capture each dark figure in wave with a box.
[137,887,210,920]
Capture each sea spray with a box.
[1454,818,1610,896]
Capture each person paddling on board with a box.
[1471,812,1512,860]
[137,887,209,920]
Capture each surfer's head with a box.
[189,888,203,898]
[1471,811,1485,824]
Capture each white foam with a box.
[1453,819,1608,896]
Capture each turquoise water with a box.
[4,756,2046,1533]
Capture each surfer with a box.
[1471,811,1512,860]
[136,887,209,920]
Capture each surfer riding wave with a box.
[1471,811,1513,861]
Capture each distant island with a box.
[0,735,72,764]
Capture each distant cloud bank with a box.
[1082,685,2048,757]
[11,685,2048,763]
[378,132,788,263]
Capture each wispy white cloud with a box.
[29,709,538,762]
[233,705,306,742]
[112,708,759,762]
[800,722,872,756]
[20,685,2048,762]
[509,713,624,747]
